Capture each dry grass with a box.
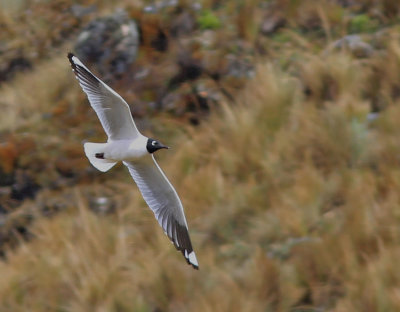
[0,56,75,132]
[3,0,400,311]
[2,50,400,310]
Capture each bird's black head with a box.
[146,138,169,154]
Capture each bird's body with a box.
[101,136,149,161]
[68,52,198,269]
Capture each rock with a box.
[260,13,286,35]
[89,196,115,214]
[225,55,255,79]
[367,112,379,122]
[143,1,176,13]
[170,11,197,37]
[191,3,202,11]
[143,5,157,14]
[74,9,139,77]
[10,170,40,201]
[329,35,374,58]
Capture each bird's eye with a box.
[152,141,157,146]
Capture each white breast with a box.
[104,136,148,161]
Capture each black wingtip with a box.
[189,259,199,270]
[67,52,76,69]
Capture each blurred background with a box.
[1,0,400,311]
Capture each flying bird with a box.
[67,53,198,269]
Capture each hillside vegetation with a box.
[2,0,400,311]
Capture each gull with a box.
[67,53,198,269]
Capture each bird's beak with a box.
[160,144,170,150]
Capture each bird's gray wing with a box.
[123,156,198,269]
[68,53,140,141]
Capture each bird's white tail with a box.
[83,142,117,172]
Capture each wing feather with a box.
[123,156,199,269]
[68,53,140,141]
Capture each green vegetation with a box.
[1,0,400,311]
[349,14,379,33]
[197,10,221,30]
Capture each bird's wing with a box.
[123,156,198,269]
[68,53,140,141]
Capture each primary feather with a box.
[124,157,198,269]
[68,53,139,141]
